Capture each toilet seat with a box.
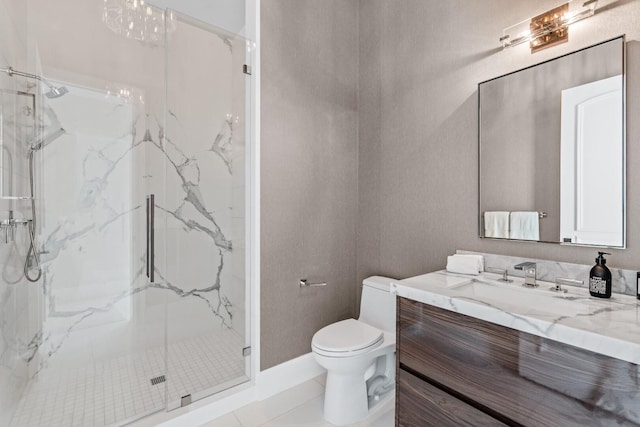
[312,319,384,358]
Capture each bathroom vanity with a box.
[393,271,640,426]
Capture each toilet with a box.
[311,276,396,426]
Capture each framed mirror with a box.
[478,36,625,247]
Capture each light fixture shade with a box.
[102,0,177,45]
[500,0,597,52]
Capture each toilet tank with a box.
[358,276,396,333]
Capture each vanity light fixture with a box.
[500,0,598,53]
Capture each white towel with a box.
[509,211,539,240]
[466,254,484,272]
[484,211,510,238]
[446,255,482,275]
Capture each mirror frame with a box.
[477,35,626,248]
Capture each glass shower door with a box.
[164,11,251,409]
[6,1,170,425]
[2,1,251,425]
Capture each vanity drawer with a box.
[397,368,506,427]
[397,297,640,426]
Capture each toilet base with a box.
[320,350,395,425]
[324,370,369,425]
[313,326,396,426]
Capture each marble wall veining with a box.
[458,250,639,296]
[0,0,249,423]
[33,25,244,383]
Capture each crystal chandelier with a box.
[102,0,176,45]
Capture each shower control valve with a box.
[0,214,32,244]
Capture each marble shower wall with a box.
[164,17,247,354]
[0,2,247,419]
[0,228,32,427]
[0,0,35,424]
[31,24,244,370]
[164,22,248,402]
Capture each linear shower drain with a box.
[150,375,166,386]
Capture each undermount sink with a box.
[446,274,593,317]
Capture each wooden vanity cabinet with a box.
[396,368,507,426]
[395,297,640,427]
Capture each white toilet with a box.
[311,276,396,426]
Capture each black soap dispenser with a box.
[589,252,612,298]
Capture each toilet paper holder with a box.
[299,279,327,288]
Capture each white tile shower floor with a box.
[200,375,395,427]
[9,328,247,427]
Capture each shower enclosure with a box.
[0,1,252,426]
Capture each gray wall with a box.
[357,0,640,287]
[261,0,640,370]
[261,0,359,370]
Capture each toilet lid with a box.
[312,319,384,355]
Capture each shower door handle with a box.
[146,194,155,283]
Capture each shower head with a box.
[42,79,68,99]
[44,85,68,99]
[0,66,68,99]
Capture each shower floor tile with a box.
[9,328,246,427]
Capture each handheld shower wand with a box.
[0,65,68,282]
[23,147,41,282]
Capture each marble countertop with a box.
[392,270,640,365]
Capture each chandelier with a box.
[102,0,176,45]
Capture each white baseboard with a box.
[255,352,325,400]
[146,352,323,427]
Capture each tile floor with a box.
[200,375,395,427]
[9,328,247,427]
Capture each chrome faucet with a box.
[514,262,537,287]
[485,266,513,283]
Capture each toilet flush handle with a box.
[299,279,327,288]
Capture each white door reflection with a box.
[560,75,623,246]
